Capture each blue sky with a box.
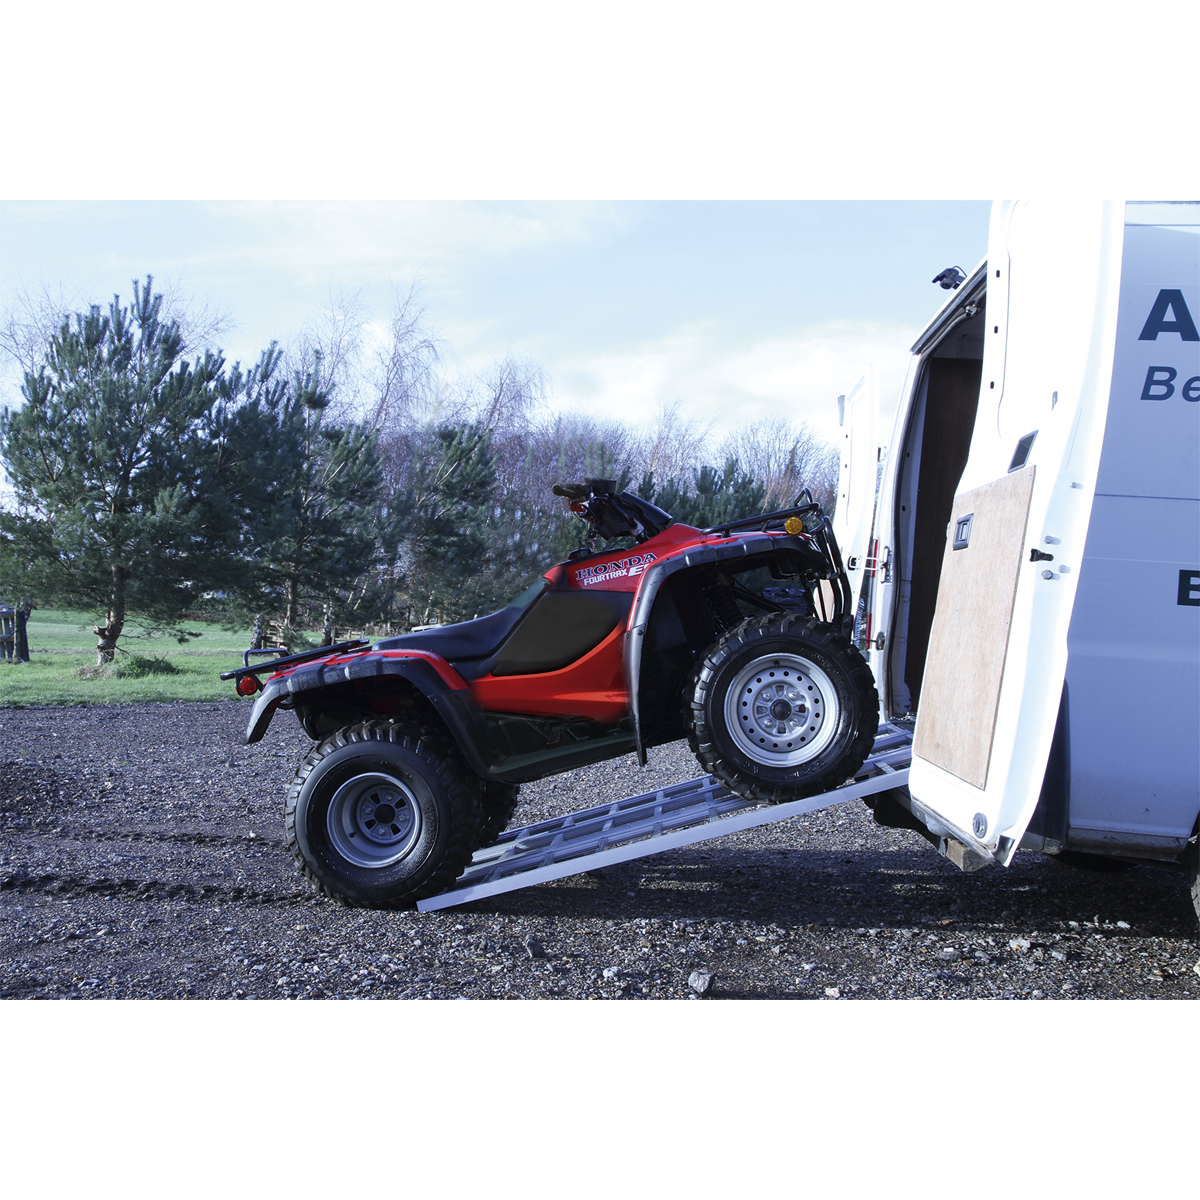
[0,200,990,446]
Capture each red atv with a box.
[223,480,878,907]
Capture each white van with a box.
[838,200,1199,920]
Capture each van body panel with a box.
[1062,213,1200,850]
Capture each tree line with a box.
[0,278,838,663]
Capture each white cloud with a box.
[195,201,633,279]
[546,319,919,447]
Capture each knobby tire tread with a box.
[284,720,481,908]
[688,613,878,804]
[405,723,519,848]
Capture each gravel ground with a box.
[1,700,1197,1001]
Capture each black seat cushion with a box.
[374,587,631,680]
[374,604,530,663]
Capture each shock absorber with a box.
[707,577,744,632]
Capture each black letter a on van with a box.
[1138,289,1200,341]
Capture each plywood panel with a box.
[913,466,1036,788]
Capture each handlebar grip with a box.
[552,482,590,499]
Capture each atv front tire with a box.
[285,721,481,908]
[688,615,879,804]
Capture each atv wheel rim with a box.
[724,653,839,767]
[326,772,422,869]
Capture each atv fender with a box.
[244,651,495,778]
[624,533,823,764]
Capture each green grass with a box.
[20,607,260,652]
[0,608,321,706]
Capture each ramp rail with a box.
[417,724,913,911]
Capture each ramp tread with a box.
[416,725,912,911]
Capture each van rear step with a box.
[416,725,913,911]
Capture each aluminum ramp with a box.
[417,724,913,912]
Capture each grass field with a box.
[0,608,321,706]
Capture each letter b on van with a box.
[1179,570,1200,607]
[1141,366,1177,399]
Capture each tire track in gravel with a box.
[0,868,307,905]
[13,826,280,847]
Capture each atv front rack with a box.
[416,724,913,911]
[699,500,823,538]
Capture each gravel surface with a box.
[1,701,1197,1001]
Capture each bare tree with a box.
[365,283,442,434]
[0,281,79,377]
[717,417,839,509]
[474,356,545,434]
[629,399,714,487]
[284,289,370,424]
[1,276,232,379]
[155,277,235,357]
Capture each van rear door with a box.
[907,201,1126,864]
[831,364,878,581]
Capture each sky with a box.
[0,200,991,451]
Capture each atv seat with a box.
[375,605,528,665]
[373,580,630,681]
[374,581,549,674]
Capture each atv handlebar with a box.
[553,479,673,546]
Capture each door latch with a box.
[1029,548,1054,562]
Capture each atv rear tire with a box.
[285,721,481,908]
[480,781,521,845]
[688,614,879,804]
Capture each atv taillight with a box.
[236,676,261,696]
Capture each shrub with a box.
[114,655,181,678]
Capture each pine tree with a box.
[230,350,395,647]
[399,422,498,625]
[642,457,766,529]
[0,279,243,663]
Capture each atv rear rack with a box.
[416,724,913,911]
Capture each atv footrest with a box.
[416,724,913,911]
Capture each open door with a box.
[907,201,1126,865]
[831,364,878,579]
